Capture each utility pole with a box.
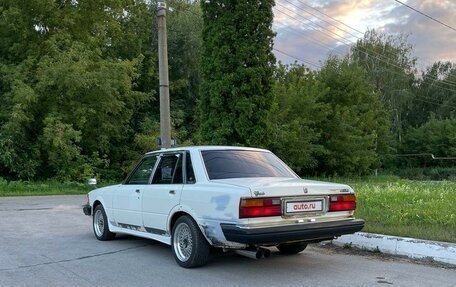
[157,2,171,148]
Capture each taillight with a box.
[86,194,90,205]
[328,194,356,211]
[239,198,281,218]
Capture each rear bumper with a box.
[82,204,91,216]
[221,219,364,245]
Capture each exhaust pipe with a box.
[235,248,264,260]
[260,247,271,258]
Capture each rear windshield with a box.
[201,150,296,180]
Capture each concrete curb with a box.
[332,232,456,266]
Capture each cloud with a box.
[273,0,456,68]
[382,0,456,66]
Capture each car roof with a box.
[144,145,270,155]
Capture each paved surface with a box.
[0,195,455,287]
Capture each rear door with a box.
[112,155,158,229]
[141,152,184,234]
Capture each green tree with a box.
[317,57,390,176]
[401,117,456,168]
[0,0,147,180]
[351,29,416,144]
[406,62,456,128]
[270,63,329,173]
[198,0,276,146]
[0,0,205,180]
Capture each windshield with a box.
[201,150,297,180]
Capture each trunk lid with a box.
[211,177,353,197]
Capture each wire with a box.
[276,2,352,46]
[275,4,414,74]
[281,0,362,40]
[275,1,456,89]
[273,47,322,68]
[273,26,346,57]
[291,0,405,62]
[394,0,456,32]
[412,97,456,109]
[273,11,455,107]
[185,1,456,101]
[291,0,365,36]
[396,153,456,160]
[272,10,346,56]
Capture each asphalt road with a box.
[0,195,454,287]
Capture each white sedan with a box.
[83,146,364,268]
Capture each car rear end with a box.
[199,148,364,247]
[221,186,364,245]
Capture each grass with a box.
[0,178,89,196]
[347,176,456,243]
[1,175,455,243]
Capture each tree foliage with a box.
[351,29,416,143]
[316,57,390,175]
[198,0,276,146]
[0,1,454,181]
[270,63,328,173]
[400,117,456,168]
[0,0,202,180]
[406,62,456,128]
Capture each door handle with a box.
[169,190,175,195]
[135,189,140,193]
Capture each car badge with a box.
[303,187,308,194]
[253,191,265,196]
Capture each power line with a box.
[273,11,455,108]
[282,0,362,40]
[273,47,322,68]
[397,153,456,160]
[272,9,346,56]
[272,26,346,57]
[412,97,456,109]
[275,1,456,89]
[185,2,456,96]
[276,2,352,46]
[291,0,407,62]
[291,0,454,82]
[291,0,365,36]
[394,0,456,32]
[276,2,408,66]
[182,5,322,69]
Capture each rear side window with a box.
[126,156,158,184]
[152,154,183,184]
[202,150,296,180]
[186,152,195,184]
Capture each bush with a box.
[394,167,456,181]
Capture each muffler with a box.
[234,247,271,260]
[261,247,271,258]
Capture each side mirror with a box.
[88,178,97,186]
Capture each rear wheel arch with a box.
[169,211,213,245]
[170,211,189,231]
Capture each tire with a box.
[93,205,115,241]
[171,215,210,268]
[277,242,308,255]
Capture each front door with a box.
[142,153,184,235]
[112,155,158,229]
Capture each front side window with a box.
[126,156,158,184]
[202,150,296,180]
[152,154,183,184]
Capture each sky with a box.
[272,0,456,70]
